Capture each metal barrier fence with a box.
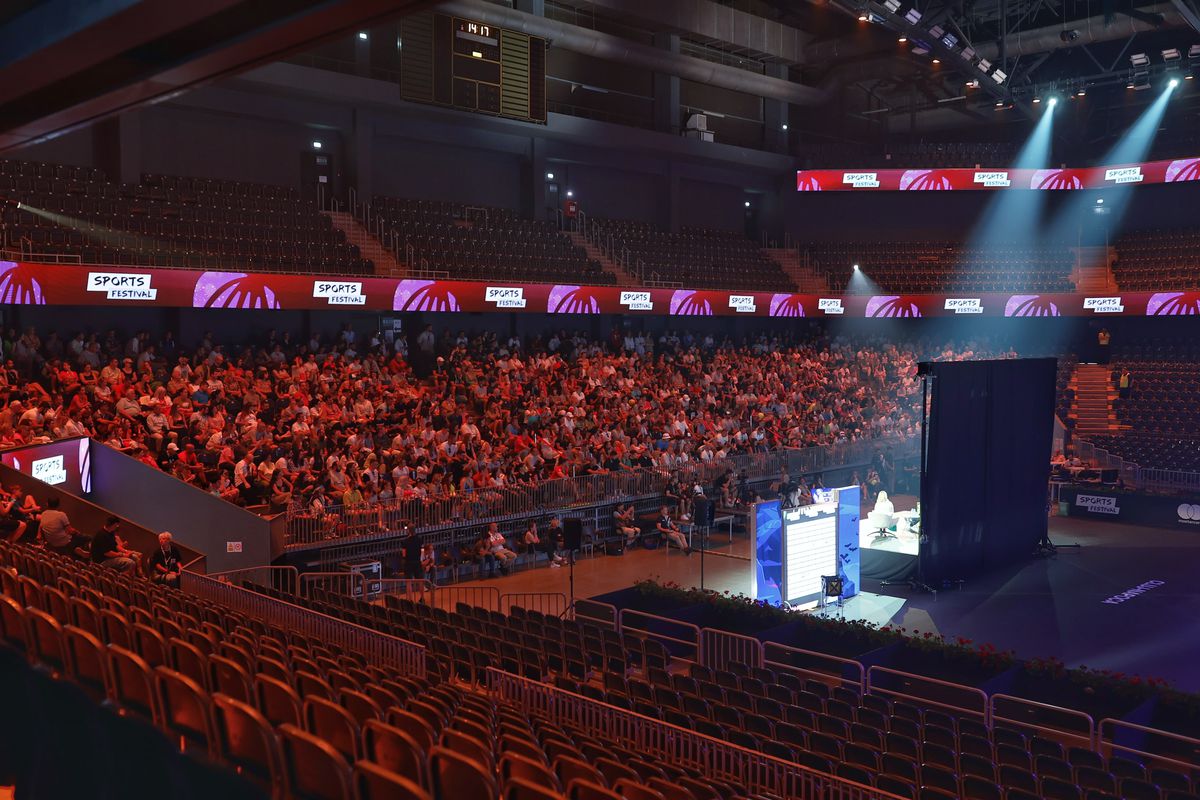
[206,565,300,595]
[573,598,618,630]
[619,609,701,665]
[181,570,426,678]
[487,668,903,800]
[991,694,1094,749]
[764,641,865,692]
[299,571,366,599]
[285,436,918,550]
[866,665,989,723]
[1098,718,1200,773]
[500,592,569,618]
[701,628,765,672]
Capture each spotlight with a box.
[932,58,941,64]
[858,13,868,21]
[898,36,907,43]
[1169,78,1180,88]
[853,264,860,271]
[312,141,323,149]
[1048,97,1058,106]
[1077,88,1086,96]
[546,172,554,180]
[782,124,789,130]
[566,190,574,198]
[1059,29,1079,43]
[904,8,922,23]
[1096,198,1105,205]
[1131,53,1150,67]
[1033,96,1041,103]
[744,201,751,208]
[15,202,21,210]
[358,31,368,41]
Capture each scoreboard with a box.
[400,11,547,124]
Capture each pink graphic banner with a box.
[796,156,1200,192]
[0,260,1193,319]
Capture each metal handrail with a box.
[866,665,990,722]
[700,627,765,672]
[501,592,569,618]
[573,598,619,630]
[208,565,300,595]
[487,668,904,800]
[764,641,866,692]
[299,571,366,599]
[619,608,702,663]
[1097,717,1200,772]
[990,693,1095,748]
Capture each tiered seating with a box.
[1113,228,1200,290]
[1082,342,1200,471]
[804,240,1074,293]
[374,197,614,284]
[0,160,371,274]
[295,585,1200,800]
[589,219,794,290]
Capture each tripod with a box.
[1034,528,1081,557]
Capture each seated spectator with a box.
[613,503,640,547]
[474,530,499,578]
[91,516,141,575]
[37,496,79,556]
[486,522,517,571]
[656,505,691,555]
[521,519,541,556]
[545,517,566,568]
[0,488,29,543]
[149,531,183,588]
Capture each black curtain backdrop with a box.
[919,358,1057,584]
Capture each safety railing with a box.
[991,694,1094,749]
[866,665,989,723]
[207,565,299,596]
[573,598,618,630]
[299,571,366,600]
[284,435,916,550]
[619,609,701,665]
[376,578,435,605]
[501,592,569,618]
[487,668,903,800]
[764,641,866,693]
[181,570,426,678]
[701,628,765,672]
[1097,718,1200,773]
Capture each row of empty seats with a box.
[1113,228,1200,290]
[588,218,793,291]
[374,196,616,285]
[0,160,372,274]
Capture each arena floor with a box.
[459,516,1200,693]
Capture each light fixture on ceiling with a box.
[1131,53,1150,67]
[358,32,368,41]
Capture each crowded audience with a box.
[0,323,1014,545]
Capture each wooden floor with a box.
[454,535,756,602]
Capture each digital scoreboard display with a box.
[782,503,838,607]
[401,11,547,124]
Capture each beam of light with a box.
[18,203,168,254]
[1043,80,1178,246]
[965,98,1057,262]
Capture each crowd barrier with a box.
[701,627,765,672]
[1098,719,1200,774]
[619,609,702,665]
[764,641,865,692]
[487,668,899,800]
[991,694,1094,750]
[180,570,426,679]
[284,436,917,549]
[866,665,989,723]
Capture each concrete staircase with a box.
[761,248,829,293]
[567,231,639,286]
[1072,246,1118,293]
[1070,363,1120,436]
[324,211,404,277]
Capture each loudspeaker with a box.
[693,497,715,527]
[563,518,584,551]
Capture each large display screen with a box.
[4,261,1199,319]
[797,156,1200,192]
[782,503,838,607]
[0,437,92,495]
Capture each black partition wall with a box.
[918,358,1058,584]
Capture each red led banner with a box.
[2,260,1198,318]
[796,156,1200,191]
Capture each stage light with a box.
[1131,53,1150,67]
[858,13,868,21]
[898,36,907,43]
[566,190,574,198]
[1169,78,1180,88]
[546,172,554,180]
[781,123,789,130]
[358,32,369,41]
[1048,97,1058,106]
[1163,48,1181,66]
[904,8,922,23]
[1060,29,1079,42]
[1077,88,1086,96]
[312,141,322,149]
[744,201,751,208]
[995,101,1004,108]
[883,0,901,11]
[1096,198,1104,205]
[1033,96,1041,103]
[853,264,860,271]
[932,58,941,64]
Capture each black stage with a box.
[862,516,1200,692]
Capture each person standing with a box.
[401,524,423,580]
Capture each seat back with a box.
[280,723,353,800]
[213,693,285,796]
[353,761,431,800]
[304,696,361,761]
[107,644,159,722]
[362,719,427,788]
[431,745,496,800]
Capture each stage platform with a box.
[436,515,1200,693]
